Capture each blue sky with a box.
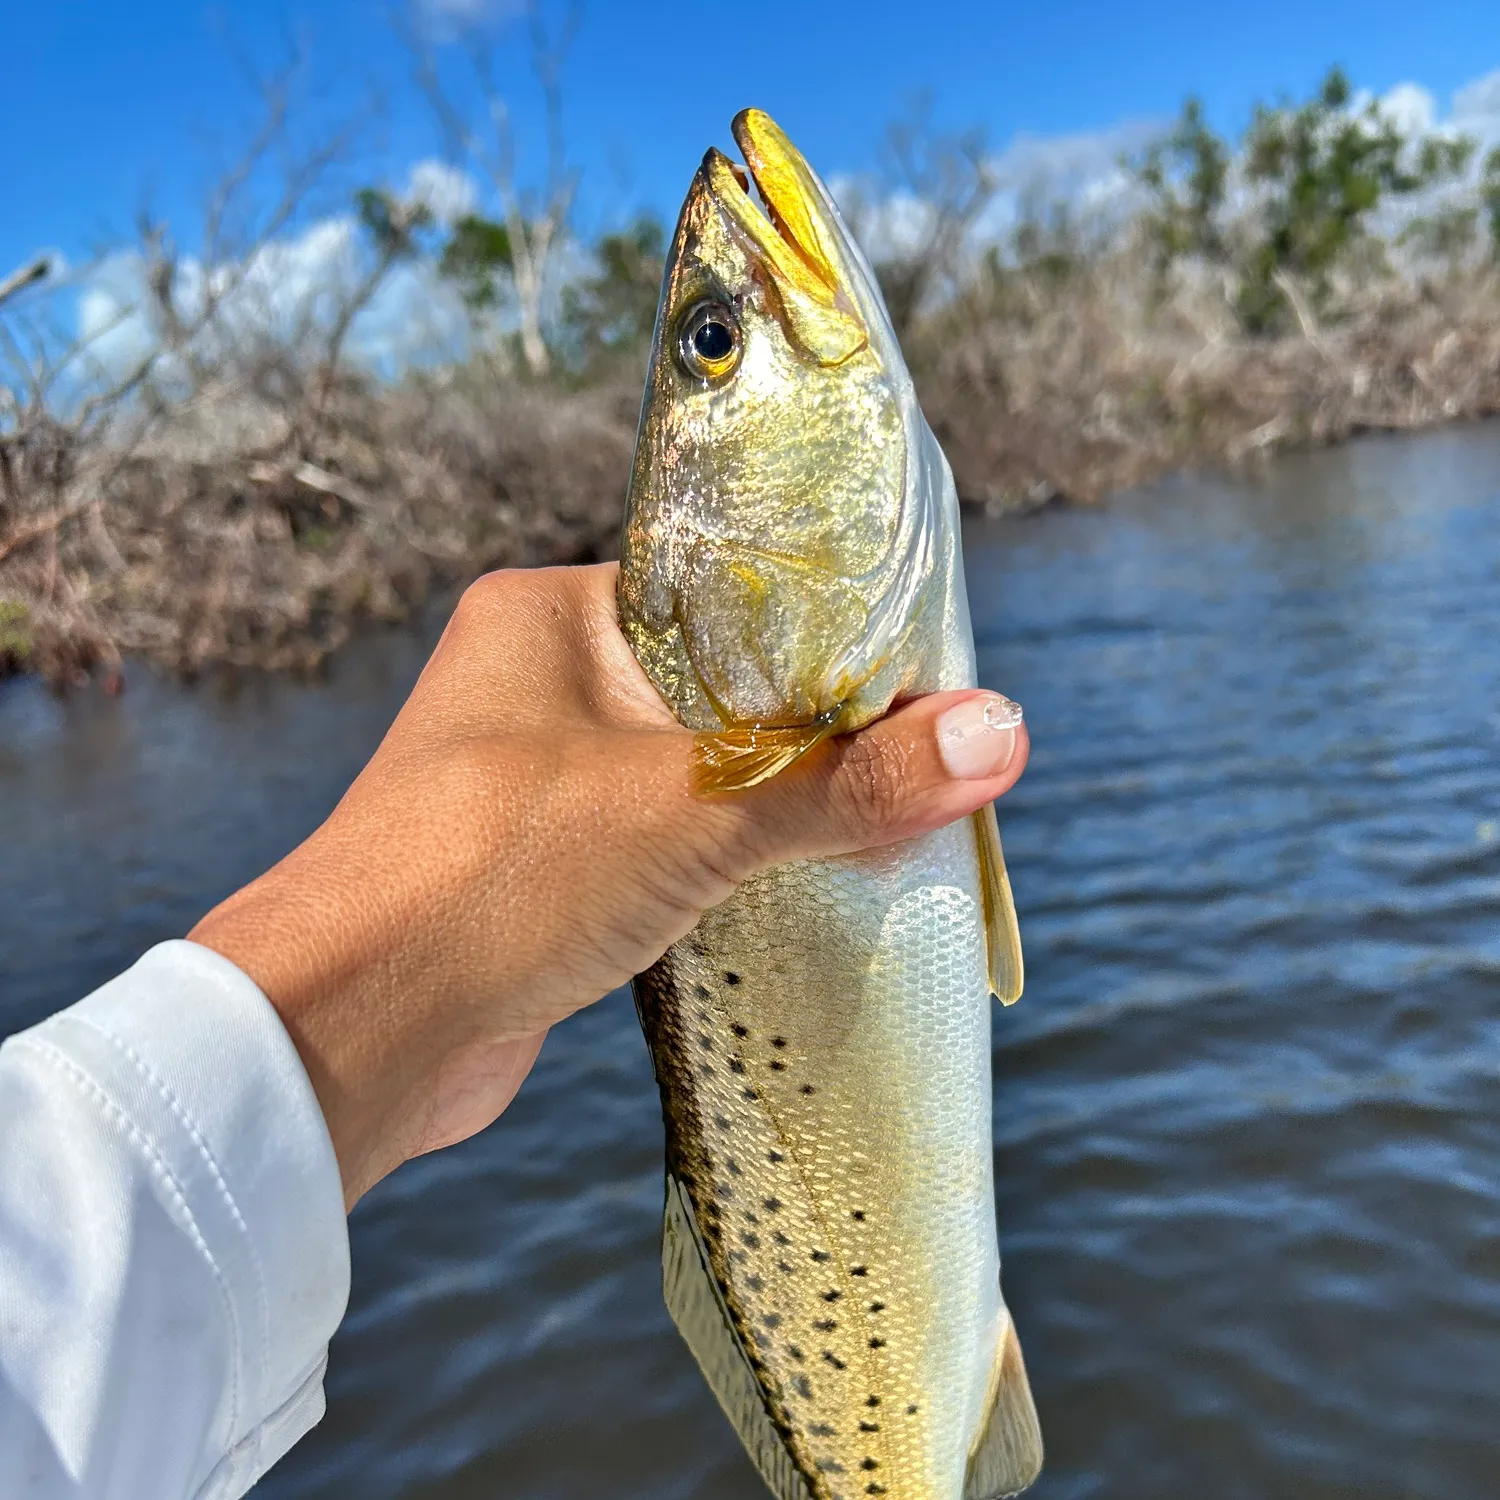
[8,0,1500,281]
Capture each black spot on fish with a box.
[822,1351,846,1369]
[716,1183,734,1200]
[869,1302,885,1313]
[770,1060,787,1071]
[771,1036,787,1048]
[808,1422,836,1438]
[852,1210,867,1221]
[861,1459,879,1471]
[811,1249,830,1263]
[906,1404,919,1415]
[729,1059,746,1075]
[866,1483,887,1495]
[778,1260,795,1274]
[801,1084,816,1095]
[698,1064,714,1077]
[823,1290,842,1302]
[814,1318,838,1332]
[742,1087,760,1101]
[744,1211,759,1225]
[741,1232,760,1249]
[793,1376,813,1399]
[729,1250,747,1265]
[698,1035,713,1050]
[694,984,711,1000]
[866,1395,881,1408]
[773,1231,792,1246]
[713,1115,731,1132]
[764,1197,782,1212]
[763,1313,782,1329]
[727,1159,743,1177]
[869,1337,885,1349]
[859,1421,880,1433]
[725,971,742,986]
[768,1150,785,1164]
[788,1344,804,1360]
[732,1022,749,1037]
[816,1459,845,1474]
[747,1275,764,1292]
[850,1266,868,1277]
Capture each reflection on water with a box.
[4,425,1500,1499]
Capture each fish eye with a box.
[677,299,742,381]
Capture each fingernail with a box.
[937,694,1024,779]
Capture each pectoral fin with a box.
[964,1317,1044,1499]
[974,803,1024,1005]
[693,719,838,793]
[661,1174,814,1500]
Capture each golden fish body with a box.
[619,110,1041,1500]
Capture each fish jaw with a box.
[619,115,914,739]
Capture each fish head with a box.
[621,110,939,786]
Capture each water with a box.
[4,425,1500,1499]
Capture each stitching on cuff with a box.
[11,1033,246,1459]
[67,1010,271,1444]
[190,1351,329,1500]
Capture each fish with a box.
[616,108,1042,1500]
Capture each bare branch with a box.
[401,0,580,376]
[0,259,51,312]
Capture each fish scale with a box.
[638,820,1006,1499]
[620,107,1042,1499]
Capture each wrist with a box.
[189,850,436,1207]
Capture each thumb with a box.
[732,690,1029,869]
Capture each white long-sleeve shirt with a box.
[0,941,351,1499]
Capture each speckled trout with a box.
[617,109,1042,1500]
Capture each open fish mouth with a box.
[699,108,868,366]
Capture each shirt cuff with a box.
[35,939,351,1492]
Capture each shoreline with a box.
[3,331,1499,692]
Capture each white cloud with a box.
[1453,69,1500,126]
[404,159,478,226]
[830,118,1158,270]
[986,119,1161,197]
[1376,82,1437,137]
[417,0,528,32]
[73,212,473,385]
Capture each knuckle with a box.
[835,729,908,837]
[459,569,518,616]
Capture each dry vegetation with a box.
[5,53,1500,689]
[915,257,1500,510]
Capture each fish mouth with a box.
[701,109,867,366]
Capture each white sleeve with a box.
[0,940,351,1500]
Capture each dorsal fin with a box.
[974,803,1024,1004]
[964,1316,1044,1498]
[661,1174,815,1500]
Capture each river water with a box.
[4,425,1500,1499]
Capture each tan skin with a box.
[190,564,1029,1208]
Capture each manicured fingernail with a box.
[937,694,1024,779]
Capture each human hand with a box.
[189,564,1029,1207]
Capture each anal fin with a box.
[661,1174,813,1500]
[964,1316,1044,1499]
[974,803,1024,1004]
